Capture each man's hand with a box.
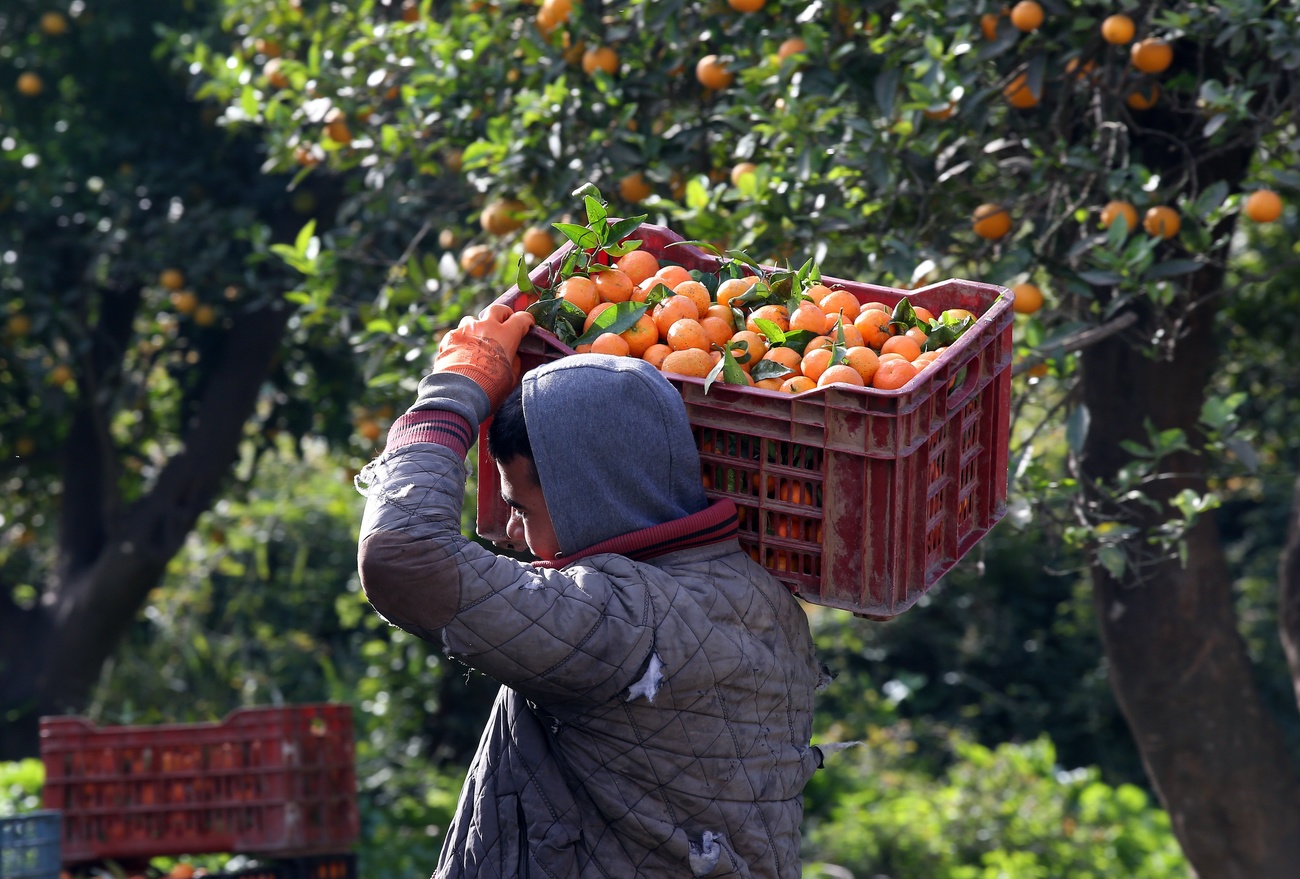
[433,304,535,412]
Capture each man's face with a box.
[497,455,560,561]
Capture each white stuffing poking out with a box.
[625,651,665,703]
[688,830,722,876]
[816,740,862,760]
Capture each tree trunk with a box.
[1080,284,1300,875]
[1277,477,1300,718]
[0,301,290,759]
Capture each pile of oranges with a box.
[522,244,977,393]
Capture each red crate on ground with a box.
[475,224,1014,619]
[39,705,358,866]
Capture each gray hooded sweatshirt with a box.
[357,354,822,878]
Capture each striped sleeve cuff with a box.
[386,409,476,457]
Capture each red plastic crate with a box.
[475,224,1014,619]
[39,705,358,865]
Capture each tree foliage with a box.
[803,733,1187,878]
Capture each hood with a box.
[521,353,709,557]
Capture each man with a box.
[357,304,823,877]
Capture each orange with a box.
[754,377,785,391]
[696,54,734,90]
[825,318,865,349]
[701,315,735,347]
[904,326,929,347]
[616,249,660,284]
[264,59,288,89]
[872,358,919,390]
[818,364,866,387]
[972,203,1013,239]
[843,347,880,385]
[673,279,713,316]
[980,11,1005,40]
[583,301,615,331]
[535,5,562,35]
[923,102,957,121]
[1004,73,1039,109]
[705,304,736,327]
[912,306,936,324]
[877,352,906,364]
[666,318,711,352]
[594,268,634,303]
[818,288,862,324]
[621,313,659,357]
[40,11,69,35]
[1143,205,1180,238]
[642,343,672,370]
[160,268,186,291]
[481,198,527,236]
[762,346,804,372]
[633,276,674,303]
[540,0,572,24]
[789,301,829,334]
[591,333,631,356]
[1100,200,1139,233]
[800,347,834,382]
[777,37,807,61]
[803,335,833,353]
[656,265,694,289]
[1126,81,1160,110]
[1012,282,1044,314]
[860,300,891,314]
[652,294,700,337]
[880,334,922,362]
[522,226,555,259]
[780,375,816,393]
[727,330,768,366]
[1065,58,1097,81]
[1244,189,1282,223]
[582,46,619,77]
[1131,38,1173,74]
[1009,1,1043,32]
[661,348,715,378]
[1101,14,1134,45]
[460,244,496,278]
[853,309,894,349]
[324,109,352,145]
[727,0,765,11]
[619,172,654,203]
[746,303,790,334]
[558,276,600,313]
[731,162,759,187]
[716,275,760,307]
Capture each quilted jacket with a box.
[357,356,823,878]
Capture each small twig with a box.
[395,217,435,269]
[1012,310,1139,375]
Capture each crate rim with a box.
[499,222,1015,400]
[40,703,352,738]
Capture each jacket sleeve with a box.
[356,377,658,708]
